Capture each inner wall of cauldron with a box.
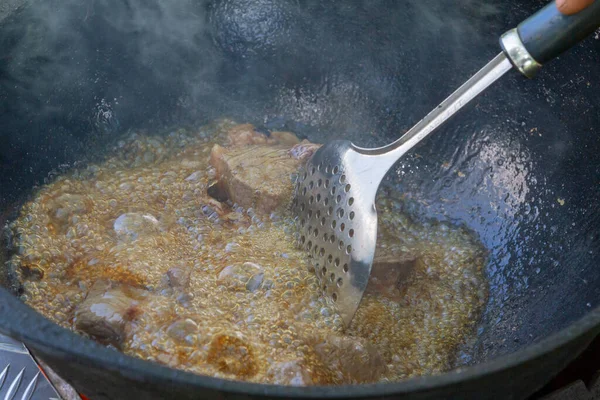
[1,0,599,368]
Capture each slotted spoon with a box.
[292,0,600,327]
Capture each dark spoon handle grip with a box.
[519,0,600,63]
[501,0,600,77]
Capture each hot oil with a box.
[352,196,488,379]
[8,120,488,385]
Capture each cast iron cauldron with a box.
[1,0,600,399]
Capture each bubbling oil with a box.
[7,120,488,385]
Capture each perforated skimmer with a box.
[291,53,513,327]
[292,0,600,326]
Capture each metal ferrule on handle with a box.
[357,0,600,183]
[501,0,600,78]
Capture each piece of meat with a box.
[365,247,418,300]
[209,144,305,214]
[270,131,300,146]
[308,334,386,384]
[226,124,270,147]
[288,140,321,162]
[210,124,321,214]
[73,280,147,348]
[225,124,302,147]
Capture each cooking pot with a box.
[1,0,599,399]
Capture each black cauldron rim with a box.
[1,286,599,398]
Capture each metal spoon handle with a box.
[355,53,513,177]
[356,0,600,178]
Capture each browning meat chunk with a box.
[73,281,147,348]
[226,124,270,147]
[210,125,320,214]
[287,141,320,162]
[210,124,321,214]
[225,123,301,147]
[209,144,301,214]
[366,247,418,300]
[270,131,300,146]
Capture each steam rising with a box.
[3,0,505,129]
[0,0,504,204]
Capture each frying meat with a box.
[366,248,418,300]
[226,124,271,146]
[225,123,301,147]
[209,144,299,214]
[210,126,319,214]
[73,280,147,348]
[8,120,488,386]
